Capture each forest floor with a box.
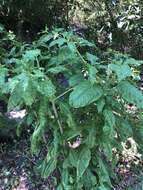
[0,137,143,190]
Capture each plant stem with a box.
[76,48,88,67]
[36,57,40,68]
[54,87,73,101]
[52,101,63,134]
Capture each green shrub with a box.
[0,28,143,189]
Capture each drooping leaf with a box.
[31,124,44,154]
[103,109,115,128]
[43,159,57,178]
[97,158,111,185]
[116,118,133,141]
[97,98,105,113]
[23,79,36,106]
[117,81,143,108]
[8,82,23,111]
[0,67,7,87]
[133,122,143,153]
[77,147,91,181]
[61,169,69,188]
[86,127,96,148]
[0,66,8,93]
[69,149,79,167]
[102,142,113,160]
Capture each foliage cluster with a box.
[0,26,143,189]
[0,0,69,40]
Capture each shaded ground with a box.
[0,137,143,190]
[0,139,56,190]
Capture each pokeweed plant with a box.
[0,28,143,189]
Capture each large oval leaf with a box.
[77,147,91,181]
[69,81,103,108]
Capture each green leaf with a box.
[57,184,63,190]
[102,142,112,160]
[0,66,8,93]
[23,79,36,106]
[64,129,81,141]
[61,169,69,188]
[97,158,111,185]
[109,63,132,81]
[49,38,66,47]
[86,53,99,65]
[8,83,23,111]
[103,109,115,128]
[77,147,91,181]
[69,74,84,87]
[86,127,96,148]
[31,124,44,154]
[118,81,143,108]
[67,42,77,52]
[125,58,143,66]
[38,34,52,44]
[88,65,98,84]
[98,185,109,190]
[97,98,105,113]
[48,66,67,74]
[82,169,97,189]
[69,149,79,167]
[69,81,103,108]
[116,118,133,141]
[0,67,7,86]
[43,159,57,178]
[79,39,95,47]
[8,74,36,109]
[23,49,41,61]
[133,122,143,153]
[103,124,112,136]
[0,23,4,33]
[37,79,56,98]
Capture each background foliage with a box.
[0,0,142,58]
